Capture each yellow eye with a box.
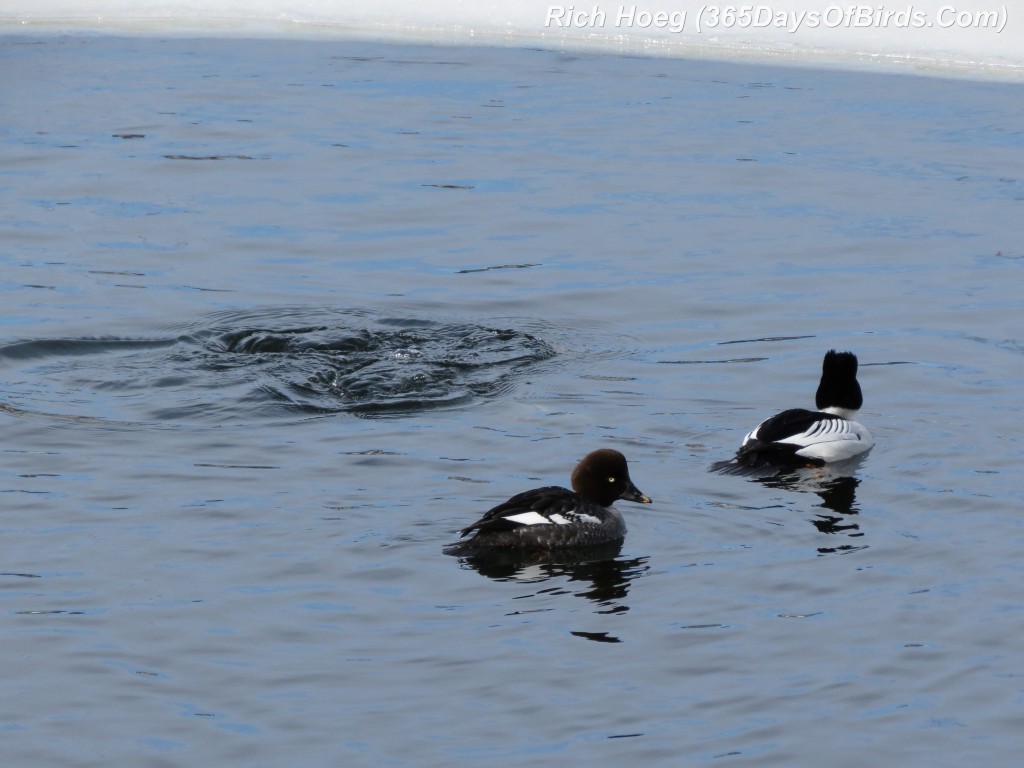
[608,476,617,483]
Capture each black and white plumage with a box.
[444,449,652,554]
[731,350,874,469]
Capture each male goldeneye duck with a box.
[731,350,874,468]
[443,448,652,554]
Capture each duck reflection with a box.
[717,459,867,554]
[455,542,649,618]
[763,471,865,553]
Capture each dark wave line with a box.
[0,337,178,362]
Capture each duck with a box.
[444,448,651,554]
[730,349,873,468]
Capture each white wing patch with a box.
[504,509,602,527]
[744,415,874,463]
[504,511,552,527]
[573,513,601,525]
[782,418,864,445]
[789,419,874,462]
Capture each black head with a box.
[814,350,864,412]
[571,448,652,507]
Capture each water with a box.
[2,34,1024,766]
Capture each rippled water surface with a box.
[2,34,1023,766]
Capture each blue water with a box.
[2,34,1023,766]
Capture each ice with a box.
[2,0,1022,78]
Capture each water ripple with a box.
[0,308,557,426]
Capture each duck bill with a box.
[621,480,652,504]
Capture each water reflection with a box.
[716,460,868,555]
[765,467,866,554]
[455,543,650,618]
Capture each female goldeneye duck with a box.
[731,349,874,468]
[443,448,652,554]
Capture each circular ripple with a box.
[204,315,556,416]
[0,308,557,426]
